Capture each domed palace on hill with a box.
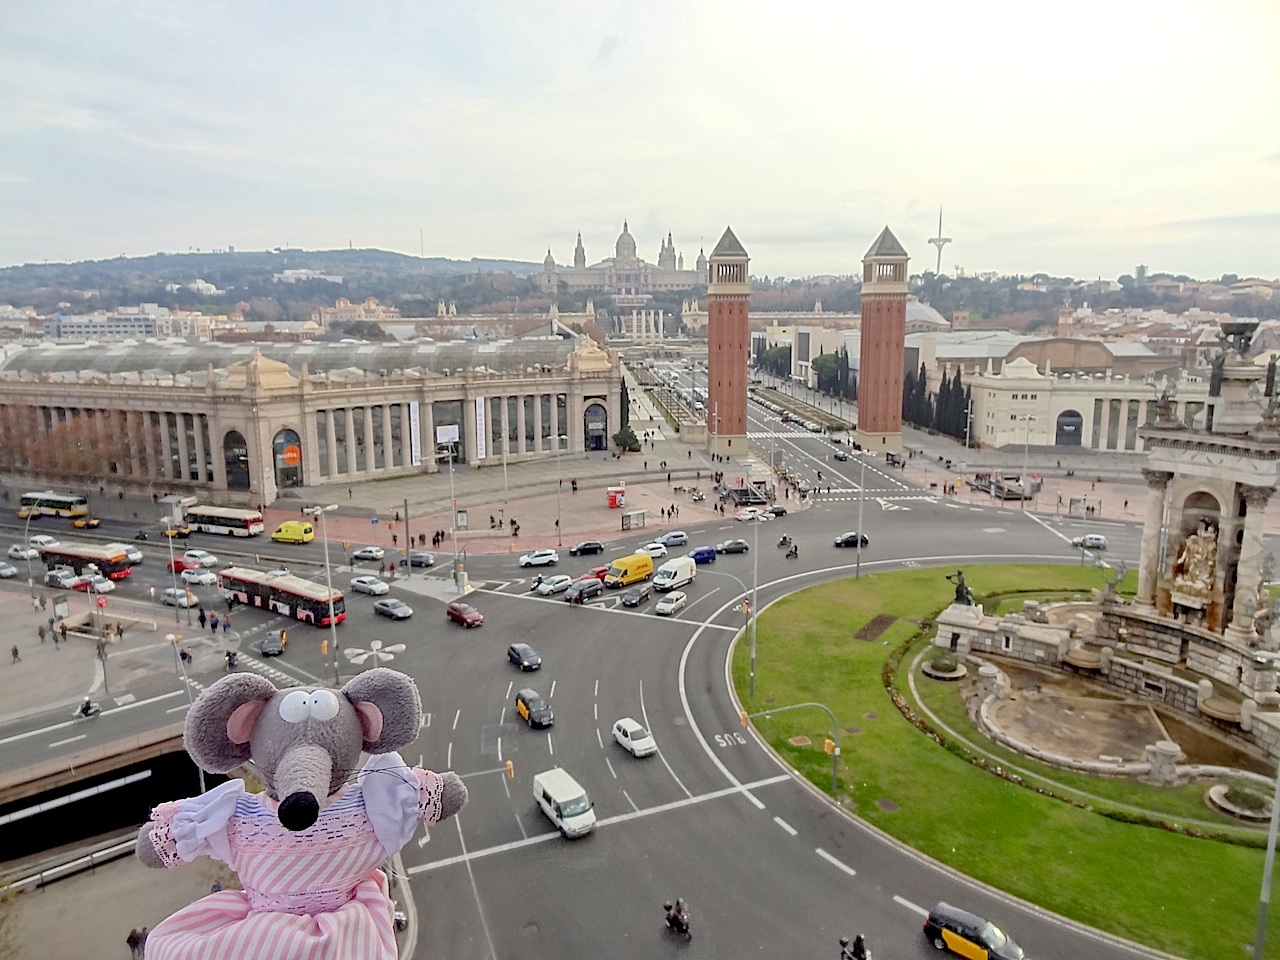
[537,222,705,297]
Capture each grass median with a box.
[732,564,1273,960]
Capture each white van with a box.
[533,767,596,838]
[653,556,696,592]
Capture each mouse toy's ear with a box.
[184,673,279,773]
[341,668,423,753]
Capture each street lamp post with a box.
[166,632,206,793]
[22,508,37,597]
[750,512,760,696]
[1017,414,1037,510]
[1252,654,1280,960]
[305,505,341,686]
[160,515,182,623]
[855,452,867,579]
[554,434,567,547]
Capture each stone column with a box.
[1227,484,1276,644]
[343,409,358,476]
[209,418,228,493]
[303,410,322,482]
[128,410,144,478]
[568,390,585,453]
[1136,469,1172,608]
[533,394,543,454]
[499,396,511,459]
[159,412,175,481]
[363,406,376,473]
[463,393,479,465]
[380,404,393,473]
[516,394,527,456]
[192,413,208,483]
[325,409,339,478]
[175,413,191,482]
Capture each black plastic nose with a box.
[279,791,320,831]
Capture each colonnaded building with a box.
[0,335,621,505]
[537,221,704,297]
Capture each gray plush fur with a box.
[136,667,467,865]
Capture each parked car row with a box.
[749,392,824,432]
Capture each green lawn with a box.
[734,565,1275,960]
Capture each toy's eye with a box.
[279,691,311,724]
[308,689,341,722]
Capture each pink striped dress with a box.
[145,752,445,960]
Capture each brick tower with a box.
[706,226,750,457]
[855,226,909,452]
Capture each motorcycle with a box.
[777,535,792,548]
[691,490,705,502]
[72,700,101,720]
[662,903,692,942]
[134,530,149,541]
[840,935,871,960]
[785,545,799,560]
[530,574,544,592]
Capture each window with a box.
[1002,634,1012,652]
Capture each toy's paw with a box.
[439,772,468,820]
[135,823,166,868]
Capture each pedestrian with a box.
[667,472,671,484]
[644,461,648,470]
[348,487,353,500]
[148,585,155,601]
[53,630,60,649]
[379,561,386,576]
[1124,499,1129,511]
[39,595,47,611]
[688,450,692,459]
[389,562,397,578]
[210,614,219,634]
[59,621,67,643]
[127,928,141,960]
[222,617,231,634]
[31,596,39,613]
[117,623,124,640]
[37,625,46,644]
[10,645,19,664]
[198,607,207,628]
[392,533,398,547]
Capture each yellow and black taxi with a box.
[923,902,1025,959]
[164,524,192,539]
[72,516,102,529]
[515,688,554,728]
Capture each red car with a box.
[583,565,609,582]
[446,600,484,628]
[167,556,199,573]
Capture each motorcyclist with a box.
[786,544,799,559]
[79,697,96,718]
[777,534,791,547]
[224,650,237,670]
[851,933,870,959]
[665,898,688,932]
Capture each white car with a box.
[1071,534,1108,551]
[350,575,391,596]
[638,542,668,559]
[181,568,217,586]
[8,544,38,560]
[655,590,687,616]
[536,574,574,596]
[161,586,196,608]
[87,575,115,593]
[105,542,144,564]
[29,535,60,548]
[734,508,761,521]
[351,546,385,561]
[613,717,657,757]
[519,549,560,568]
[45,569,90,590]
[183,549,218,567]
[0,562,17,578]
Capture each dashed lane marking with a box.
[815,847,857,878]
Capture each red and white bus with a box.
[184,506,265,537]
[39,541,133,580]
[219,567,345,626]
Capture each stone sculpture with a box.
[946,569,975,606]
[1173,520,1217,602]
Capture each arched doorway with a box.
[584,402,608,452]
[273,428,304,488]
[223,430,250,491]
[1055,410,1083,446]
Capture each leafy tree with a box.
[612,424,641,452]
[756,345,792,379]
[620,380,630,429]
[5,413,133,483]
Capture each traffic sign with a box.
[371,517,379,525]
[97,596,107,609]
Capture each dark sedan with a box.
[569,540,604,556]
[409,551,435,568]
[621,584,651,607]
[564,578,604,603]
[767,505,787,516]
[507,642,542,671]
[834,532,869,548]
[716,539,750,554]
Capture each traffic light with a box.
[824,738,836,755]
[740,710,749,728]
[505,760,515,780]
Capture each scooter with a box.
[530,574,544,592]
[777,535,792,549]
[72,701,101,720]
[785,546,799,560]
[134,530,149,541]
[662,903,692,942]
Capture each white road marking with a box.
[166,704,190,714]
[512,811,526,838]
[408,774,792,875]
[424,713,431,727]
[593,701,598,720]
[452,708,460,730]
[593,679,599,697]
[773,816,797,836]
[549,680,556,699]
[596,727,604,749]
[48,734,86,748]
[816,848,857,877]
[641,678,691,798]
[547,731,554,755]
[622,789,639,812]
[497,737,502,763]
[0,690,185,748]
[894,895,928,916]
[604,755,618,779]
[504,680,513,700]
[446,742,452,768]
[681,587,720,613]
[453,817,499,960]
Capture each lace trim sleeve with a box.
[148,800,184,868]
[415,768,445,825]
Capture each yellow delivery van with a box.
[603,552,654,588]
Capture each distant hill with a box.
[0,248,541,287]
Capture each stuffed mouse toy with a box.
[135,667,467,960]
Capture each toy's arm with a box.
[418,769,468,824]
[133,779,244,869]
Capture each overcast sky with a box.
[2,1,1277,280]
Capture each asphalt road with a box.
[0,394,1180,960]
